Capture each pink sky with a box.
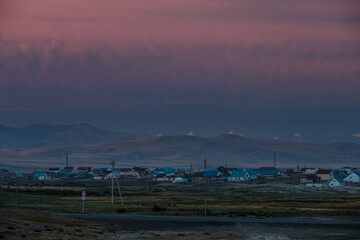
[0,0,359,108]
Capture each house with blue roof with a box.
[333,170,348,179]
[329,177,345,187]
[34,172,51,180]
[344,172,360,183]
[256,167,280,176]
[15,172,25,178]
[228,169,257,182]
[203,170,222,179]
[0,169,9,174]
[152,167,176,176]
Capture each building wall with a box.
[316,174,332,181]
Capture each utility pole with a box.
[116,176,124,205]
[273,152,277,168]
[110,161,123,205]
[111,161,115,205]
[15,179,19,208]
[66,152,69,167]
[204,157,207,217]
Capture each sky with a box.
[0,0,360,143]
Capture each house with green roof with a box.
[228,168,257,182]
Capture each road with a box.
[58,213,360,231]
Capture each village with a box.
[1,164,359,187]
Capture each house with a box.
[300,168,318,175]
[104,169,120,179]
[306,183,323,188]
[343,172,360,183]
[172,177,185,183]
[60,166,74,175]
[341,167,355,175]
[15,172,25,178]
[77,167,91,174]
[131,171,142,178]
[203,170,222,179]
[0,169,9,174]
[133,167,148,176]
[333,170,348,180]
[299,174,321,183]
[156,176,171,181]
[93,175,104,180]
[329,178,345,187]
[120,168,133,176]
[34,172,51,180]
[256,167,280,176]
[62,166,74,173]
[192,172,204,182]
[152,167,176,177]
[316,170,333,181]
[217,166,230,177]
[228,169,257,182]
[48,167,60,173]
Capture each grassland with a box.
[1,179,360,219]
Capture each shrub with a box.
[152,204,167,212]
[116,208,127,214]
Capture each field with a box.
[1,179,360,239]
[1,179,360,218]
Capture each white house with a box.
[343,172,360,183]
[301,168,318,175]
[329,178,345,187]
[172,177,184,183]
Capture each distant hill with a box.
[0,134,359,168]
[0,123,149,149]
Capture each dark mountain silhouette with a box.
[0,123,149,149]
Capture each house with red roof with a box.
[48,167,60,173]
[77,167,91,173]
[120,168,134,176]
[316,169,333,181]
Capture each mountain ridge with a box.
[1,132,359,168]
[0,123,150,149]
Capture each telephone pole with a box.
[110,160,123,205]
[66,152,69,167]
[111,161,115,205]
[204,157,207,217]
[273,152,277,168]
